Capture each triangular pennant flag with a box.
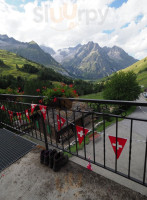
[31,104,37,114]
[1,105,5,111]
[39,105,47,120]
[109,136,127,159]
[25,109,30,122]
[76,125,89,145]
[8,110,13,122]
[57,115,66,131]
[16,112,22,123]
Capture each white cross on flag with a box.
[39,105,47,120]
[16,112,22,123]
[31,104,37,114]
[8,110,13,122]
[109,135,127,159]
[57,115,66,131]
[25,109,30,122]
[76,125,89,145]
[1,105,5,111]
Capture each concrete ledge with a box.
[0,147,147,200]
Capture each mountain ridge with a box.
[50,41,138,80]
[0,49,70,83]
[0,34,68,75]
[0,34,138,80]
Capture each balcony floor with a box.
[0,128,36,172]
[0,146,147,200]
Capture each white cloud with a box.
[0,0,147,59]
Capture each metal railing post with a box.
[1,94,147,187]
[41,113,48,150]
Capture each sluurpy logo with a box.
[33,3,78,31]
[33,2,109,32]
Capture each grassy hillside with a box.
[0,35,68,74]
[0,50,41,79]
[0,49,71,84]
[122,57,147,88]
[80,92,104,99]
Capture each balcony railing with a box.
[0,94,147,187]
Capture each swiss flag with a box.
[8,110,13,122]
[31,104,37,114]
[109,136,127,159]
[76,125,89,145]
[57,115,66,131]
[1,105,5,111]
[25,109,30,122]
[16,112,22,122]
[39,105,47,120]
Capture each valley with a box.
[0,34,139,81]
[0,34,146,98]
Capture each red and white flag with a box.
[1,105,5,111]
[8,110,13,122]
[57,115,66,131]
[87,162,93,171]
[16,112,22,122]
[31,104,37,114]
[76,125,89,145]
[109,135,127,159]
[25,109,30,122]
[39,105,47,120]
[87,157,93,171]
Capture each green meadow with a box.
[122,57,147,88]
[0,50,42,79]
[80,92,104,100]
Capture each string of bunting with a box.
[0,104,31,123]
[57,114,89,145]
[56,114,146,144]
[1,103,146,144]
[0,103,90,145]
[31,104,47,120]
[100,131,146,143]
[0,103,47,123]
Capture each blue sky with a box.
[5,0,48,12]
[121,23,130,29]
[1,0,147,59]
[109,0,128,8]
[135,14,144,24]
[6,0,128,9]
[103,29,115,34]
[5,0,32,6]
[5,0,47,7]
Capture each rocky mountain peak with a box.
[0,34,9,40]
[51,41,138,80]
[29,40,37,45]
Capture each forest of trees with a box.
[103,71,141,101]
[16,64,39,73]
[0,59,103,96]
[0,75,102,96]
